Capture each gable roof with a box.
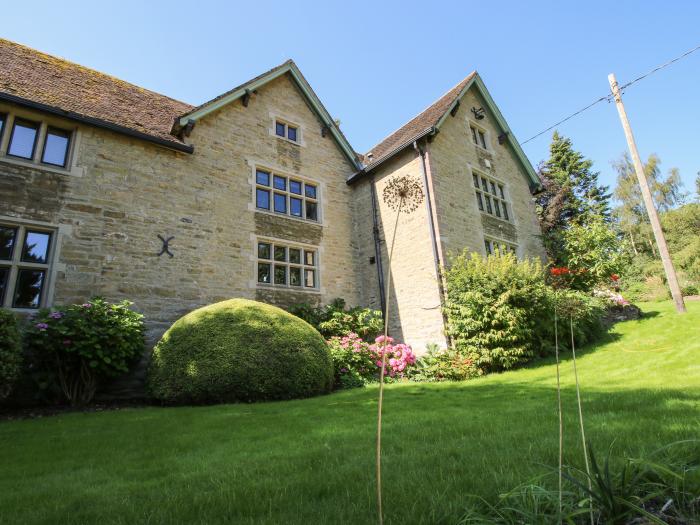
[0,38,194,152]
[178,60,361,169]
[355,72,541,191]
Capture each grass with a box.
[0,300,698,524]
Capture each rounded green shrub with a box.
[147,299,333,404]
[0,309,22,401]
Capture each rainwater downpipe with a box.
[370,175,387,315]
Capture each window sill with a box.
[0,155,83,177]
[480,211,513,225]
[253,207,323,227]
[256,283,321,294]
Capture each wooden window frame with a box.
[473,170,511,222]
[255,238,319,290]
[254,167,320,223]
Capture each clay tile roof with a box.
[364,71,476,167]
[0,38,194,151]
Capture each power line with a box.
[520,43,700,145]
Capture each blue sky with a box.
[4,1,699,195]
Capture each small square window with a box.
[256,188,270,210]
[256,170,270,186]
[289,180,302,195]
[274,193,287,214]
[287,126,297,142]
[13,269,45,309]
[274,246,287,262]
[306,201,318,221]
[289,266,301,286]
[274,265,287,285]
[289,248,301,264]
[304,269,315,288]
[258,263,271,284]
[7,119,39,160]
[304,250,315,266]
[290,197,303,217]
[41,127,71,167]
[258,242,271,259]
[273,175,287,191]
[305,184,317,199]
[0,226,17,260]
[21,231,51,264]
[275,121,286,137]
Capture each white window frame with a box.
[0,220,58,310]
[253,236,320,292]
[483,236,518,257]
[468,120,491,151]
[471,167,511,222]
[252,165,321,224]
[269,112,305,146]
[0,108,80,175]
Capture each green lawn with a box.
[1,301,698,525]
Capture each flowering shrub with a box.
[409,344,479,382]
[288,298,383,341]
[24,298,145,406]
[593,288,630,307]
[327,333,416,389]
[0,309,22,400]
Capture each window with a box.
[469,124,487,149]
[473,172,510,221]
[0,224,54,309]
[0,113,5,140]
[41,127,71,167]
[256,240,318,289]
[7,118,39,160]
[274,120,299,143]
[484,238,517,257]
[255,168,319,222]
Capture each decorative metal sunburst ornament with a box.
[381,175,424,213]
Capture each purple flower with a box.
[341,367,348,373]
[49,311,63,319]
[62,339,72,346]
[35,322,49,331]
[81,303,92,308]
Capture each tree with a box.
[536,132,612,262]
[612,153,687,256]
[695,171,700,202]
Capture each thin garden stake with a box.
[554,304,563,523]
[570,315,594,525]
[375,175,424,525]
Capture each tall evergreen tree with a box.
[535,132,612,261]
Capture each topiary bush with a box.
[148,298,333,404]
[0,309,22,401]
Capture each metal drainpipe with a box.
[370,175,387,315]
[413,139,451,346]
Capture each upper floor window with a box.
[473,172,510,221]
[470,124,487,149]
[255,168,319,222]
[275,120,298,142]
[0,112,72,168]
[256,239,318,289]
[0,223,54,309]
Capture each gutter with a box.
[0,92,194,154]
[346,126,437,185]
[369,176,386,315]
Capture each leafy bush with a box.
[288,298,383,340]
[327,333,416,389]
[23,298,145,406]
[409,344,479,382]
[444,252,606,375]
[0,309,22,401]
[148,298,333,404]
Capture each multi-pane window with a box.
[255,169,319,221]
[470,125,487,149]
[484,238,517,256]
[473,173,510,221]
[0,224,54,309]
[275,120,299,142]
[0,113,72,168]
[256,240,318,289]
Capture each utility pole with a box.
[608,73,686,313]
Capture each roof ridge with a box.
[0,37,193,109]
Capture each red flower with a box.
[611,274,620,281]
[550,267,571,276]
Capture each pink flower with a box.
[375,335,394,345]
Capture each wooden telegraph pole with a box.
[608,73,687,313]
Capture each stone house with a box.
[0,38,544,366]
